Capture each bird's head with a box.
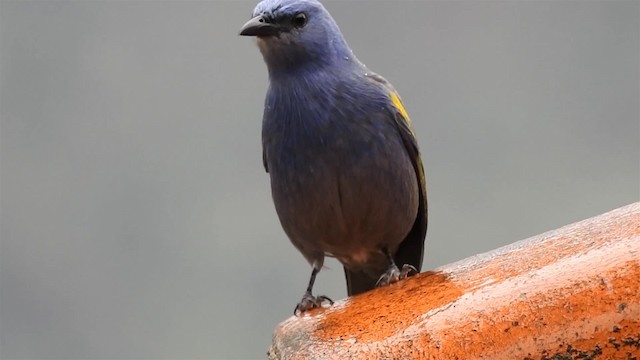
[239,0,353,75]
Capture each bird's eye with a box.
[292,13,307,28]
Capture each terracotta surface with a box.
[268,202,640,359]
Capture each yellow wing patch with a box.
[390,92,411,125]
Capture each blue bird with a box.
[240,0,427,314]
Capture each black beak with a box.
[239,15,279,37]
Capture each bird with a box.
[239,0,427,315]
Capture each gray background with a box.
[1,0,638,359]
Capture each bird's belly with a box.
[268,137,419,269]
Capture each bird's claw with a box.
[294,293,333,316]
[400,264,418,278]
[375,264,418,288]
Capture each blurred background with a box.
[1,0,638,359]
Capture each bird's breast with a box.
[262,78,418,264]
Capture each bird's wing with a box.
[262,148,269,173]
[345,72,428,296]
[388,91,428,276]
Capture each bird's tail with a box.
[344,268,378,296]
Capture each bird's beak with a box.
[239,15,279,37]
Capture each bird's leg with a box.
[375,248,418,288]
[294,266,333,316]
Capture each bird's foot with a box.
[294,292,333,316]
[375,264,418,288]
